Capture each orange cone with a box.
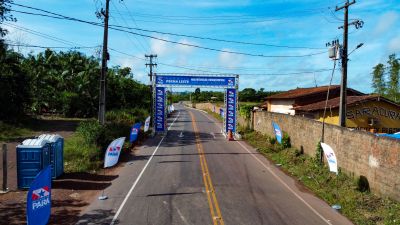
[227,130,234,141]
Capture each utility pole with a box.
[98,0,110,125]
[145,54,157,83]
[145,54,157,135]
[336,0,355,127]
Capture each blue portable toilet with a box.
[38,134,64,178]
[17,139,51,189]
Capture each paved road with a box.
[77,105,353,225]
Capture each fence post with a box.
[2,144,7,192]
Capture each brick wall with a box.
[253,110,400,201]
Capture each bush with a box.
[76,119,104,146]
[268,136,277,145]
[64,134,102,172]
[281,132,291,149]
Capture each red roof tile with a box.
[266,85,364,100]
[266,85,341,99]
[294,95,399,112]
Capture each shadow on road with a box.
[76,209,116,225]
[0,199,89,225]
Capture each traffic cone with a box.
[227,130,234,141]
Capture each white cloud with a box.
[373,11,399,35]
[185,0,251,8]
[388,36,400,53]
[218,49,243,69]
[176,39,195,55]
[150,36,170,56]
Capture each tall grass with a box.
[64,108,149,172]
[243,131,400,225]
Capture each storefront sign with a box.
[347,107,400,120]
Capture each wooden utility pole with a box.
[98,0,110,125]
[146,54,157,135]
[336,0,355,127]
[145,54,157,83]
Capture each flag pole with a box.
[332,173,341,211]
[98,168,108,200]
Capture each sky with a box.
[3,0,400,93]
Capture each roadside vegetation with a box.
[1,8,151,172]
[64,109,148,172]
[241,129,400,225]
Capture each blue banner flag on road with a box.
[27,165,52,225]
[130,123,142,143]
[272,122,282,144]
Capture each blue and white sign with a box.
[104,137,126,168]
[321,143,338,175]
[27,165,51,225]
[225,88,236,133]
[220,108,224,118]
[272,122,282,144]
[144,116,151,132]
[155,87,166,132]
[156,75,236,88]
[130,122,141,143]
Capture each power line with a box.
[10,3,328,52]
[110,1,148,53]
[109,48,338,76]
[114,7,330,20]
[3,22,100,50]
[5,42,97,49]
[120,0,153,51]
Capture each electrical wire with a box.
[110,1,148,53]
[5,42,97,49]
[120,0,152,51]
[10,2,327,51]
[4,21,334,76]
[109,47,338,76]
[321,58,337,142]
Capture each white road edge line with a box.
[110,111,181,225]
[236,141,333,225]
[192,108,333,225]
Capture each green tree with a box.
[0,46,30,120]
[193,88,201,102]
[387,54,400,102]
[0,0,16,40]
[371,63,386,95]
[239,88,257,102]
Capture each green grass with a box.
[205,109,223,122]
[242,131,400,225]
[63,133,102,173]
[0,121,35,142]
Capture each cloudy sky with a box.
[4,0,400,93]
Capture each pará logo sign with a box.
[108,146,121,156]
[32,186,50,210]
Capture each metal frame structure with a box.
[152,73,239,135]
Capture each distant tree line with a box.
[0,46,151,121]
[372,54,400,102]
[0,1,151,121]
[172,87,281,103]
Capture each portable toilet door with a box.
[17,139,51,189]
[38,134,64,178]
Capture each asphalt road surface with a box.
[77,105,353,225]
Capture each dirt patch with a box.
[0,118,79,191]
[0,118,146,224]
[0,149,136,224]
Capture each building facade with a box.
[295,95,400,134]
